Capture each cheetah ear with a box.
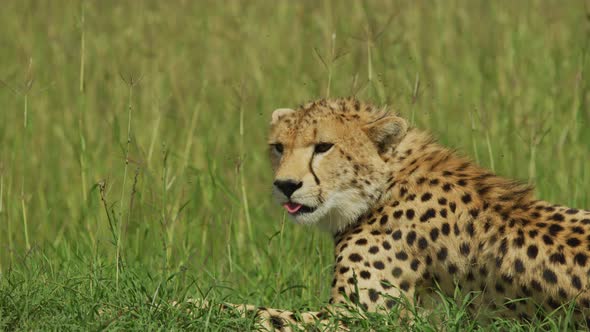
[362,115,408,152]
[271,108,295,125]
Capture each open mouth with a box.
[282,202,317,215]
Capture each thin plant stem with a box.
[117,83,134,289]
[21,94,30,251]
[78,0,88,202]
[238,97,252,243]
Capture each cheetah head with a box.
[268,99,408,233]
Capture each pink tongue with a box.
[283,203,303,214]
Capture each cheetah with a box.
[192,98,590,330]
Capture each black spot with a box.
[502,274,513,284]
[514,259,525,273]
[542,269,558,284]
[442,183,452,192]
[420,209,436,222]
[550,213,565,222]
[393,210,403,219]
[449,202,457,213]
[437,247,448,261]
[355,239,368,245]
[531,280,543,291]
[392,267,402,278]
[382,241,392,250]
[368,288,379,302]
[461,194,472,204]
[453,223,461,235]
[460,243,471,256]
[417,237,428,250]
[392,230,402,240]
[406,231,417,246]
[448,264,458,274]
[574,253,588,267]
[548,224,564,235]
[572,226,585,234]
[386,299,396,309]
[349,253,363,262]
[360,270,371,279]
[499,239,508,255]
[380,279,392,289]
[421,193,432,202]
[558,288,568,299]
[339,266,350,274]
[395,251,408,261]
[505,301,517,311]
[466,223,475,237]
[522,285,532,297]
[368,246,379,254]
[567,237,581,247]
[430,228,440,242]
[513,236,525,248]
[440,209,448,218]
[496,256,504,268]
[547,297,560,310]
[566,209,579,214]
[379,215,389,225]
[479,266,488,276]
[527,245,538,259]
[572,275,583,290]
[410,259,420,271]
[374,261,385,270]
[469,209,480,218]
[495,282,505,293]
[406,209,415,220]
[441,223,450,235]
[458,179,468,186]
[528,230,538,238]
[549,252,566,265]
[269,316,285,329]
[542,235,554,245]
[399,281,410,291]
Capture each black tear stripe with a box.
[310,153,325,204]
[309,154,321,185]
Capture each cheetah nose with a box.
[274,179,303,198]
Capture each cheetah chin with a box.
[279,189,372,232]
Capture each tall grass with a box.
[0,1,589,330]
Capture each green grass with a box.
[1,1,589,330]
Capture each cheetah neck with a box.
[334,128,535,238]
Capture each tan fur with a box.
[192,98,590,330]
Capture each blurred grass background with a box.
[1,1,589,330]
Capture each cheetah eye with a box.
[272,143,284,154]
[314,143,334,154]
